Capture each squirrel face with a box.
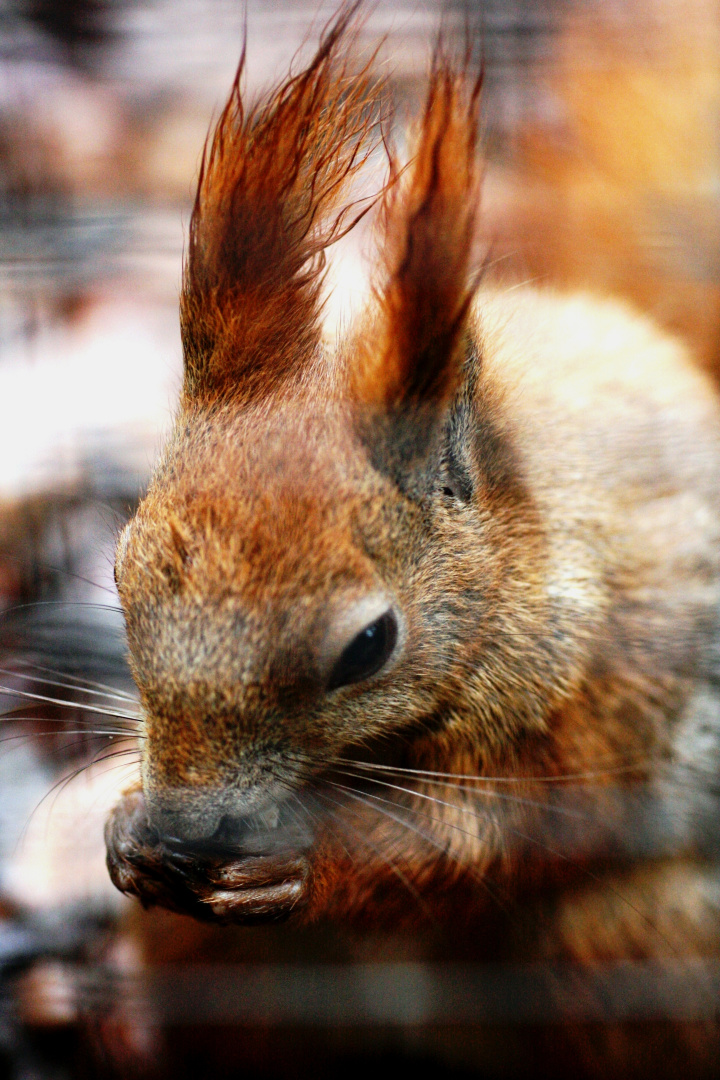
[114,382,563,844]
[115,400,413,840]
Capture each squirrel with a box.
[105,0,720,993]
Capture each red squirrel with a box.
[106,3,720,988]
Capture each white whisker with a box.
[313,787,435,921]
[19,661,138,702]
[334,756,649,786]
[0,684,141,723]
[0,729,141,746]
[332,766,588,824]
[0,665,138,707]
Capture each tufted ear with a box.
[180,4,380,403]
[353,55,483,468]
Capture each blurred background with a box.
[0,0,718,1076]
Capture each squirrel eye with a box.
[328,610,398,691]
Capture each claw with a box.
[106,788,312,924]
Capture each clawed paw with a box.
[105,788,312,924]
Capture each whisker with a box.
[0,703,139,728]
[0,684,141,723]
[329,780,683,960]
[0,600,124,619]
[283,796,311,834]
[60,748,144,777]
[48,749,143,803]
[7,736,139,781]
[90,761,144,812]
[21,746,143,846]
[318,782,514,921]
[42,754,144,818]
[0,665,138,707]
[17,661,138,701]
[0,729,141,747]
[0,719,141,741]
[313,787,436,922]
[284,794,354,869]
[325,777,492,856]
[325,779,679,943]
[333,766,589,824]
[0,550,120,598]
[334,756,650,786]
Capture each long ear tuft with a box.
[181,3,381,401]
[356,53,483,414]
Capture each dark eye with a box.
[328,610,398,691]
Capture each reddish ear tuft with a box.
[355,55,483,412]
[181,3,381,402]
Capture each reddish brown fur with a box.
[354,54,482,410]
[107,10,720,1073]
[180,3,381,402]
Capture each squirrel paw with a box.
[105,788,312,924]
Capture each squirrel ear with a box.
[354,57,483,428]
[181,4,380,402]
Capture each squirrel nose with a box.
[146,786,227,845]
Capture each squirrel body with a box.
[107,8,720,976]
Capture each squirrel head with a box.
[114,11,573,845]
